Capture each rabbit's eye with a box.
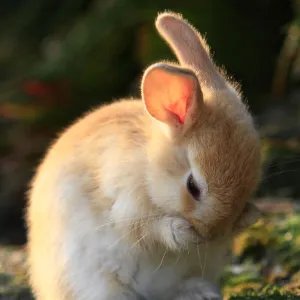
[187,174,200,200]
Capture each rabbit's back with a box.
[26,98,150,300]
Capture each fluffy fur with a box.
[26,12,261,300]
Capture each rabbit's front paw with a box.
[173,278,222,300]
[161,216,200,251]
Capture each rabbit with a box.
[26,11,262,300]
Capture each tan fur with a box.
[26,11,261,300]
[155,12,226,90]
[183,90,261,238]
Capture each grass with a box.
[222,209,300,299]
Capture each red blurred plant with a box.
[23,79,70,108]
[0,79,71,121]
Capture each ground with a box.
[0,198,300,299]
[222,198,300,299]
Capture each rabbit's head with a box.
[142,12,261,240]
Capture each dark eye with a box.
[187,174,200,200]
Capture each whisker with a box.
[201,242,208,280]
[174,251,182,265]
[96,213,162,230]
[108,226,139,249]
[196,237,203,277]
[152,248,168,275]
[108,217,162,249]
[262,168,299,181]
[266,157,300,169]
[131,232,150,249]
[108,218,158,249]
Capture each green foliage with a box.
[229,292,300,300]
[0,0,294,121]
[259,139,300,198]
[222,212,300,299]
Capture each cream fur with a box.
[26,12,261,300]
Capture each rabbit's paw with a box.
[173,278,222,300]
[160,216,200,251]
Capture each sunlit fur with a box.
[26,12,261,300]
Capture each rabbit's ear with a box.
[233,202,261,234]
[156,12,226,90]
[141,63,202,129]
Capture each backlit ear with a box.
[156,12,226,90]
[141,63,202,128]
[233,202,261,234]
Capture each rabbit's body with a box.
[28,99,229,300]
[27,12,261,300]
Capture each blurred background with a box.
[0,0,300,298]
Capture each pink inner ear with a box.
[142,65,197,126]
[165,92,191,124]
[162,74,194,124]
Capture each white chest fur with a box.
[69,219,229,300]
[28,171,231,300]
